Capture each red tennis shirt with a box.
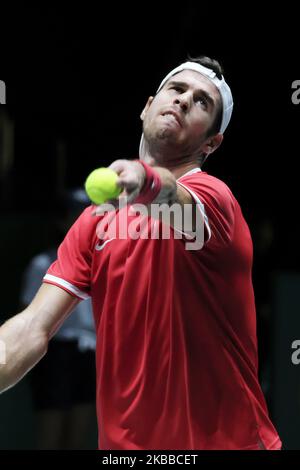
[44,169,281,450]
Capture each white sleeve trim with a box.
[177,181,212,242]
[43,274,90,300]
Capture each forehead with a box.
[164,69,221,101]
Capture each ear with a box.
[140,96,154,121]
[202,133,223,155]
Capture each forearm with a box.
[0,309,48,393]
[104,159,196,230]
[152,166,178,205]
[0,284,79,393]
[151,166,198,234]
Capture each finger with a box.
[116,178,126,189]
[118,176,138,191]
[109,160,127,175]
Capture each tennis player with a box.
[0,56,281,450]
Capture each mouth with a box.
[161,110,182,127]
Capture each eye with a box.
[170,85,183,93]
[195,96,208,109]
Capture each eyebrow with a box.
[167,80,216,109]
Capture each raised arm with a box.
[94,160,196,228]
[0,283,78,393]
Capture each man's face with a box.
[141,70,222,159]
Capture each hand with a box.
[93,159,146,214]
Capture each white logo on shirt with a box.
[95,238,115,251]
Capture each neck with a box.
[165,160,200,179]
[141,136,202,179]
[142,151,200,180]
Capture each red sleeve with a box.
[178,172,236,246]
[43,206,97,299]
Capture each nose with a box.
[173,92,191,112]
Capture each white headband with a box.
[156,61,233,134]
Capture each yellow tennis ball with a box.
[85,167,121,205]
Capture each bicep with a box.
[176,182,211,243]
[175,184,199,234]
[27,283,80,339]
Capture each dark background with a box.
[0,3,300,449]
[1,4,298,219]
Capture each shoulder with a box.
[61,205,110,256]
[76,205,97,225]
[67,205,99,239]
[178,171,236,209]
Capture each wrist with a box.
[132,160,146,189]
[134,160,162,205]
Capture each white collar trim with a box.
[177,167,201,180]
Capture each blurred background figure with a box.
[20,188,97,449]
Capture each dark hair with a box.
[187,54,224,79]
[187,54,223,138]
